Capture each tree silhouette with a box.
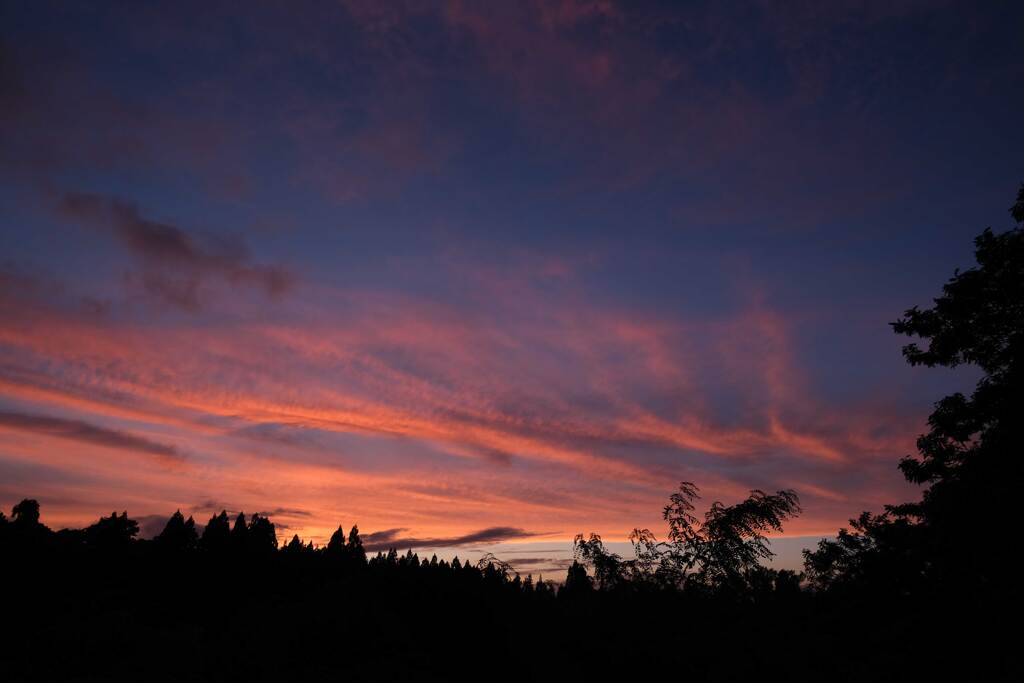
[283,533,309,556]
[85,511,138,549]
[562,560,593,596]
[231,511,249,552]
[681,486,801,590]
[155,510,198,552]
[476,552,514,579]
[574,482,800,593]
[805,184,1024,594]
[3,499,48,552]
[326,524,350,567]
[572,533,624,590]
[247,513,278,552]
[201,510,231,552]
[347,525,366,565]
[11,499,40,526]
[246,516,276,552]
[2,489,1015,682]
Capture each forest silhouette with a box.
[1,186,1021,681]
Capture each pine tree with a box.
[347,525,366,565]
[156,510,198,552]
[326,524,348,563]
[247,514,278,552]
[201,510,231,552]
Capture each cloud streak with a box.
[363,526,550,552]
[57,192,293,310]
[0,410,180,460]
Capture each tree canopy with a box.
[805,184,1024,595]
[574,482,800,594]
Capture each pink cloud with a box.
[0,250,922,540]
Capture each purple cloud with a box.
[363,526,552,552]
[0,410,180,460]
[57,192,293,310]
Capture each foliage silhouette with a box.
[326,524,348,554]
[562,560,593,596]
[805,184,1024,598]
[201,509,231,551]
[347,524,366,565]
[11,498,40,526]
[85,511,139,549]
[231,511,249,549]
[574,482,800,594]
[155,510,198,552]
[247,513,278,552]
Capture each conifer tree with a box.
[347,525,366,565]
[156,510,198,552]
[201,510,231,552]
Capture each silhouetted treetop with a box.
[85,511,138,549]
[562,560,593,596]
[247,513,277,552]
[347,525,365,564]
[574,482,800,593]
[1012,183,1024,223]
[327,525,347,554]
[1,499,53,549]
[283,533,306,555]
[201,510,231,551]
[156,510,198,552]
[891,189,1022,490]
[806,183,1024,595]
[231,512,248,541]
[893,229,1022,378]
[12,499,40,526]
[476,553,514,581]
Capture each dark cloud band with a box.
[0,410,180,460]
[57,192,293,310]
[363,526,550,552]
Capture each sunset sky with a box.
[2,1,1021,574]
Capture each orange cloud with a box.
[0,266,920,542]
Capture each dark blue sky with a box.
[1,1,1021,570]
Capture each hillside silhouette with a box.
[1,186,1022,681]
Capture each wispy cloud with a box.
[0,410,180,460]
[57,192,293,310]
[364,526,552,552]
[362,528,409,545]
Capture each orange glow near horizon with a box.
[0,273,921,555]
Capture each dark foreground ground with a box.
[1,546,1017,683]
